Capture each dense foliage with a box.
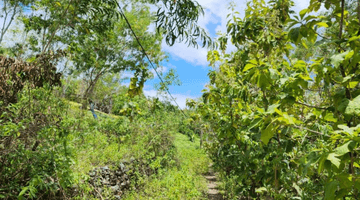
[188,0,360,199]
[6,0,360,199]
[0,0,211,199]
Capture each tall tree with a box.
[64,0,166,107]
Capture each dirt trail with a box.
[204,165,224,200]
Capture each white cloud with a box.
[143,89,196,109]
[162,42,209,66]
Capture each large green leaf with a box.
[289,27,301,45]
[324,181,338,200]
[345,95,360,116]
[267,104,280,114]
[316,22,328,28]
[324,113,337,122]
[330,51,349,68]
[334,141,352,156]
[327,153,341,168]
[261,123,278,145]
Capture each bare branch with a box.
[0,1,19,44]
[295,101,327,110]
[293,125,324,136]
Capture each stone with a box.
[89,171,96,177]
[111,185,120,192]
[119,163,125,171]
[120,182,127,188]
[122,174,128,180]
[102,179,110,185]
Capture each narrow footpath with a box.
[205,165,224,200]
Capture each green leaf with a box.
[248,118,262,130]
[301,40,308,49]
[318,153,327,173]
[337,98,350,113]
[324,181,338,200]
[324,113,337,122]
[345,95,360,116]
[19,187,29,197]
[316,22,328,28]
[243,63,256,72]
[289,27,301,45]
[299,9,308,19]
[349,35,360,42]
[292,183,302,195]
[348,81,359,89]
[338,125,354,135]
[335,141,352,156]
[267,104,280,114]
[261,123,278,145]
[331,51,349,67]
[255,187,267,193]
[327,153,341,168]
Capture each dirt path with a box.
[204,165,224,200]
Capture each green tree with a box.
[65,0,165,107]
[192,0,360,199]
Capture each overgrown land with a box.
[2,0,360,199]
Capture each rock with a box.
[102,179,110,185]
[119,163,125,171]
[88,163,135,198]
[122,174,128,180]
[89,171,96,177]
[120,182,127,188]
[111,185,120,192]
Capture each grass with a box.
[124,133,211,200]
[64,100,211,199]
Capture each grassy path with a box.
[204,165,224,200]
[124,133,211,199]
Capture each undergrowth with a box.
[1,84,210,199]
[124,133,210,200]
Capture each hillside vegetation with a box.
[2,0,360,199]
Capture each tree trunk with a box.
[82,70,103,109]
[200,129,203,148]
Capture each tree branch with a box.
[358,0,360,28]
[293,125,324,136]
[295,101,327,110]
[339,0,345,39]
[42,0,73,53]
[0,1,18,44]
